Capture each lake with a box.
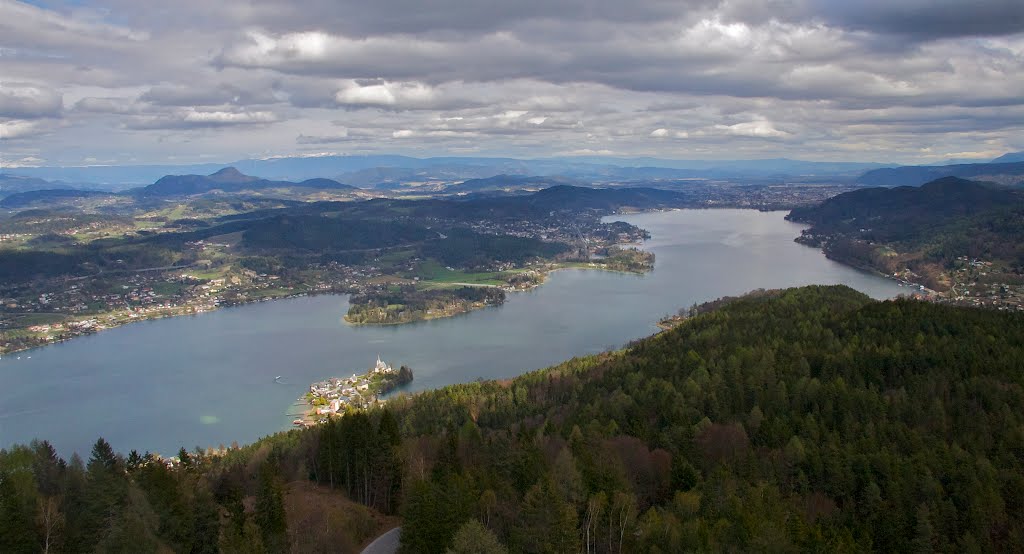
[0,209,906,457]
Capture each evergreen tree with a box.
[0,472,38,553]
[514,476,580,553]
[255,462,288,554]
[445,519,509,554]
[81,438,129,547]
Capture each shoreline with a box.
[340,260,653,328]
[793,238,941,298]
[2,238,658,354]
[0,259,655,354]
[0,290,322,356]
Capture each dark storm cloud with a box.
[815,0,1024,39]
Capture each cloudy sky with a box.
[2,0,1023,167]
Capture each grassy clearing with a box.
[413,259,510,285]
[187,266,230,280]
[250,287,295,298]
[7,313,67,326]
[375,249,415,265]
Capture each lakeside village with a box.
[296,356,414,426]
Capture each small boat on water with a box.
[292,419,304,426]
[274,375,283,382]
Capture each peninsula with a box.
[297,357,413,425]
[343,246,655,325]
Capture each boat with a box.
[292,419,304,426]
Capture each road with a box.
[361,527,401,554]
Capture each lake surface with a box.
[0,209,905,457]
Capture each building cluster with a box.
[943,258,1024,311]
[306,357,396,418]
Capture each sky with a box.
[1,0,1023,167]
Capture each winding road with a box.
[361,527,401,554]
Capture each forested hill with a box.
[786,177,1024,285]
[385,286,1024,552]
[3,286,1024,552]
[787,176,1022,239]
[136,167,356,197]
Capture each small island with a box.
[296,357,413,426]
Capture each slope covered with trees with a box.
[3,286,1023,552]
[788,177,1024,290]
[383,286,1024,552]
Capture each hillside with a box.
[856,161,1024,187]
[136,167,356,197]
[0,174,70,198]
[787,177,1020,239]
[0,189,119,208]
[788,177,1024,299]
[3,286,1023,552]
[447,174,581,193]
[992,152,1024,164]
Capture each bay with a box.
[0,209,905,457]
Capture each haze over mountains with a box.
[5,155,889,187]
[0,167,359,208]
[4,152,1024,199]
[856,161,1024,187]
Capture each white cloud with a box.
[334,80,436,108]
[182,109,277,124]
[0,155,45,167]
[0,83,63,118]
[651,128,689,138]
[1,119,48,139]
[124,108,278,130]
[714,120,789,138]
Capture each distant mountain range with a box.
[8,152,1024,193]
[137,167,356,197]
[6,155,889,187]
[447,174,583,192]
[0,168,359,208]
[0,174,83,198]
[856,161,1024,187]
[0,189,118,209]
[992,151,1024,164]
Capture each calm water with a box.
[0,210,905,457]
